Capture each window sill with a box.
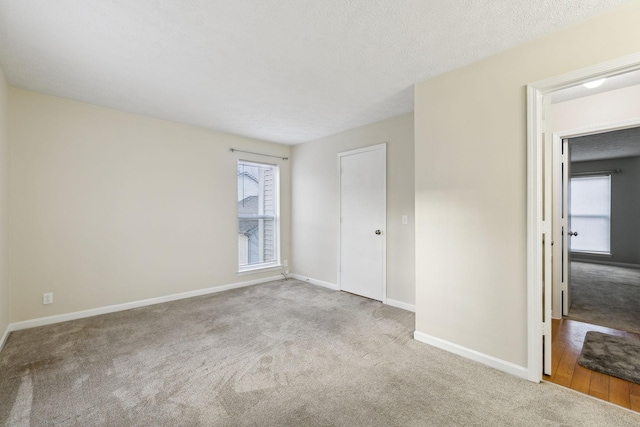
[237,263,283,276]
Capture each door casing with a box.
[527,52,640,383]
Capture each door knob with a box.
[375,230,382,235]
[568,231,578,236]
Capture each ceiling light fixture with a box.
[583,78,606,89]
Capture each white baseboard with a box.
[572,259,640,269]
[386,298,415,312]
[289,274,339,291]
[289,274,415,313]
[413,330,529,380]
[0,324,10,353]
[8,275,282,332]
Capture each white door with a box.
[562,139,572,316]
[552,137,571,318]
[542,100,553,376]
[338,144,386,301]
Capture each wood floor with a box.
[544,318,640,411]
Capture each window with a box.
[569,174,611,254]
[237,160,280,271]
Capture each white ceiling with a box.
[0,1,630,144]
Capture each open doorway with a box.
[527,53,640,406]
[566,127,640,333]
[544,79,640,409]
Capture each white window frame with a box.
[569,173,612,255]
[237,160,281,273]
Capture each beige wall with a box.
[0,67,9,338]
[291,113,415,305]
[552,83,640,133]
[414,1,640,368]
[9,88,291,322]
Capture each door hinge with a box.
[541,221,551,234]
[562,282,568,292]
[542,322,551,336]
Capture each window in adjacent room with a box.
[237,160,280,271]
[569,174,611,254]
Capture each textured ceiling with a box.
[571,126,640,162]
[0,1,631,144]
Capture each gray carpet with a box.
[578,331,640,384]
[569,262,640,333]
[1,279,640,426]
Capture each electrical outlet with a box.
[402,215,408,225]
[284,269,289,275]
[43,292,53,305]
[283,259,288,267]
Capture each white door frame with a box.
[551,134,566,320]
[552,121,640,320]
[337,143,387,303]
[526,52,640,382]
